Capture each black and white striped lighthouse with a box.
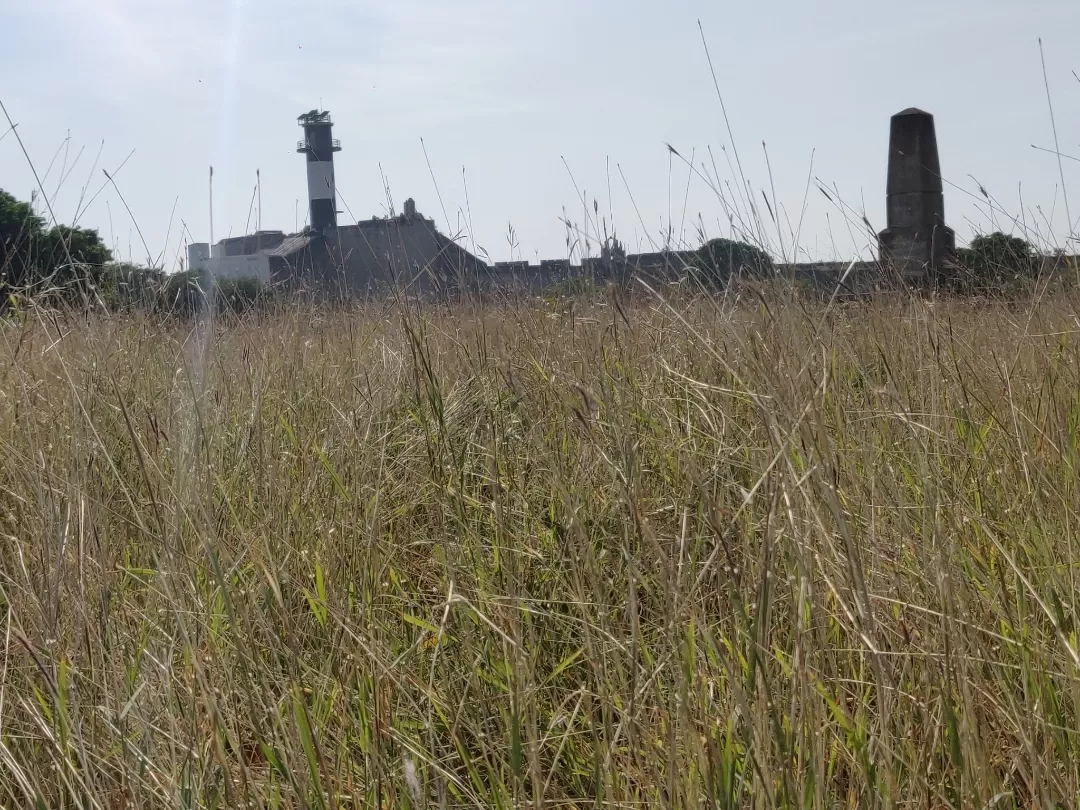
[296,109,341,233]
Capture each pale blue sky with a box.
[3,0,1079,268]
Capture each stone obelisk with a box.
[878,108,955,280]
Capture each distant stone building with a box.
[188,205,489,295]
[186,108,489,295]
[267,202,488,295]
[181,106,993,300]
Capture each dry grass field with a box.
[2,287,1080,808]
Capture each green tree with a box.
[0,188,113,307]
[0,189,46,291]
[695,237,773,284]
[953,232,1039,292]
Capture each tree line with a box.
[691,232,1065,294]
[0,188,262,315]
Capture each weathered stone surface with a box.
[878,108,955,279]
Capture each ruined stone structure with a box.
[190,106,991,298]
[277,201,489,295]
[878,108,955,280]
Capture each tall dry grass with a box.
[2,287,1080,808]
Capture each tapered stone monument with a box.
[878,108,955,280]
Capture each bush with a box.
[694,237,773,285]
[157,269,210,316]
[951,232,1040,293]
[96,263,166,310]
[155,270,267,317]
[217,276,263,314]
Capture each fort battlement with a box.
[187,107,1073,297]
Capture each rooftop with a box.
[297,109,333,126]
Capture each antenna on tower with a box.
[209,165,214,247]
[257,168,262,232]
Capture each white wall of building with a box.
[206,254,272,282]
[187,243,211,270]
[187,237,274,281]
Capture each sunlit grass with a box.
[2,287,1080,808]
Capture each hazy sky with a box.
[3,0,1079,269]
